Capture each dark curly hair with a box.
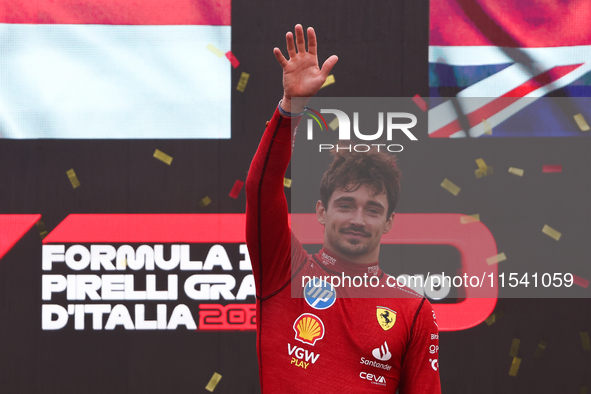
[319,146,402,218]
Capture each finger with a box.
[320,55,339,78]
[295,24,306,54]
[285,31,297,59]
[273,47,288,68]
[307,27,317,57]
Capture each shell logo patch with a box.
[376,306,397,331]
[293,313,325,346]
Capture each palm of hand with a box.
[283,55,324,99]
[274,25,338,101]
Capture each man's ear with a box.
[316,200,326,226]
[383,212,395,234]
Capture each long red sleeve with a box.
[245,107,302,299]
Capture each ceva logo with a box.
[360,372,387,386]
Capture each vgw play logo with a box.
[305,108,418,153]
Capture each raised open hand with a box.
[274,25,338,113]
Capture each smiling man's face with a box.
[316,183,395,263]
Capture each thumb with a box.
[320,55,338,79]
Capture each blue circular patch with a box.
[303,279,337,310]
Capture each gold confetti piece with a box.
[205,372,222,392]
[534,340,547,358]
[509,338,520,357]
[153,149,173,165]
[581,331,590,351]
[475,166,493,178]
[66,169,81,189]
[329,116,339,131]
[283,177,292,188]
[36,220,48,239]
[236,72,250,92]
[542,224,561,241]
[508,357,521,377]
[199,196,212,207]
[485,310,505,326]
[574,113,590,131]
[508,167,524,177]
[440,178,460,196]
[581,386,589,394]
[483,119,492,135]
[474,158,493,178]
[486,252,506,266]
[460,214,480,224]
[206,43,224,58]
[320,74,335,89]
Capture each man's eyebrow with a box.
[366,200,385,210]
[332,196,385,210]
[332,196,355,204]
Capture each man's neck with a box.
[322,245,380,266]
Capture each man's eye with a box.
[339,204,351,209]
[368,209,380,215]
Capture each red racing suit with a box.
[245,107,441,393]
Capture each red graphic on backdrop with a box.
[1,213,497,331]
[0,214,41,260]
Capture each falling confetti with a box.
[509,338,520,357]
[205,372,222,392]
[460,214,480,224]
[486,252,507,266]
[542,165,562,173]
[199,196,212,207]
[572,275,589,289]
[440,178,460,196]
[581,332,590,351]
[66,169,81,189]
[574,113,590,131]
[475,158,493,178]
[36,220,48,239]
[542,224,561,241]
[206,44,224,58]
[153,149,173,165]
[225,51,240,68]
[236,72,250,92]
[508,167,524,177]
[229,180,245,199]
[485,311,505,326]
[320,74,335,89]
[412,94,427,112]
[534,340,546,358]
[508,357,521,377]
[482,119,492,135]
[329,116,339,131]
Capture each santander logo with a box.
[372,341,392,361]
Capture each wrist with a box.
[280,95,309,114]
[278,98,307,118]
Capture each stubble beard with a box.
[334,236,371,257]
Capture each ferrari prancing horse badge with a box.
[376,306,397,331]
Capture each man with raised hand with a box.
[246,24,441,393]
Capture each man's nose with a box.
[349,208,366,226]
